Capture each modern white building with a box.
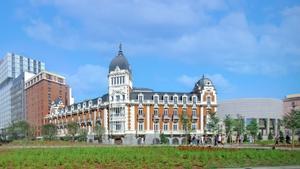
[0,53,45,131]
[217,98,283,138]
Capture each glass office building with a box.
[0,53,45,130]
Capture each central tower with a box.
[108,44,132,141]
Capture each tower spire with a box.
[118,43,123,55]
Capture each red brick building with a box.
[25,71,70,136]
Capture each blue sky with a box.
[0,0,300,102]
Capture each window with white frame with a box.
[173,123,178,131]
[138,122,144,131]
[192,123,196,130]
[192,109,197,117]
[154,109,158,116]
[207,96,211,106]
[138,109,143,116]
[154,95,158,104]
[154,123,159,131]
[163,123,168,131]
[116,95,120,101]
[116,121,122,131]
[173,109,178,116]
[164,96,168,104]
[174,96,178,104]
[193,96,197,104]
[164,109,168,116]
[138,95,143,103]
[183,96,187,104]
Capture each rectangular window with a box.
[138,109,143,116]
[192,123,196,130]
[174,97,178,104]
[138,95,143,103]
[116,95,120,101]
[163,123,168,131]
[173,123,178,131]
[116,121,121,131]
[193,96,197,104]
[183,97,187,104]
[207,97,211,106]
[164,96,168,104]
[154,109,158,116]
[192,109,197,117]
[117,77,119,84]
[154,96,158,104]
[173,109,178,116]
[164,109,168,116]
[139,123,144,131]
[154,123,159,131]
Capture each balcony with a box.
[152,115,160,123]
[163,114,170,122]
[172,114,179,122]
[138,113,145,122]
[191,115,198,122]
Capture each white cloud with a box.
[23,1,300,75]
[67,64,107,101]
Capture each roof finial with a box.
[119,43,122,52]
[202,74,205,79]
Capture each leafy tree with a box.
[67,122,79,141]
[7,121,31,140]
[279,130,284,143]
[243,134,248,143]
[283,110,300,148]
[181,110,191,145]
[224,114,234,143]
[207,112,220,135]
[257,132,263,140]
[78,128,88,142]
[234,115,245,144]
[42,123,57,140]
[94,125,106,143]
[246,119,259,143]
[268,132,273,140]
[160,133,169,144]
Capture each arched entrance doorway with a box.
[153,138,160,144]
[172,138,179,145]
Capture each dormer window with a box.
[138,94,143,103]
[77,104,81,109]
[193,96,197,104]
[71,106,74,111]
[98,98,102,104]
[89,100,92,107]
[164,95,168,104]
[182,96,187,104]
[83,102,86,108]
[174,96,178,105]
[154,95,159,104]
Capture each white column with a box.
[104,108,108,134]
[147,105,150,131]
[266,118,270,136]
[125,106,128,131]
[200,107,204,132]
[130,105,135,131]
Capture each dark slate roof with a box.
[132,87,154,92]
[109,44,131,73]
[193,75,214,92]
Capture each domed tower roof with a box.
[109,44,131,73]
[193,75,214,93]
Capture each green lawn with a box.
[0,146,299,169]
